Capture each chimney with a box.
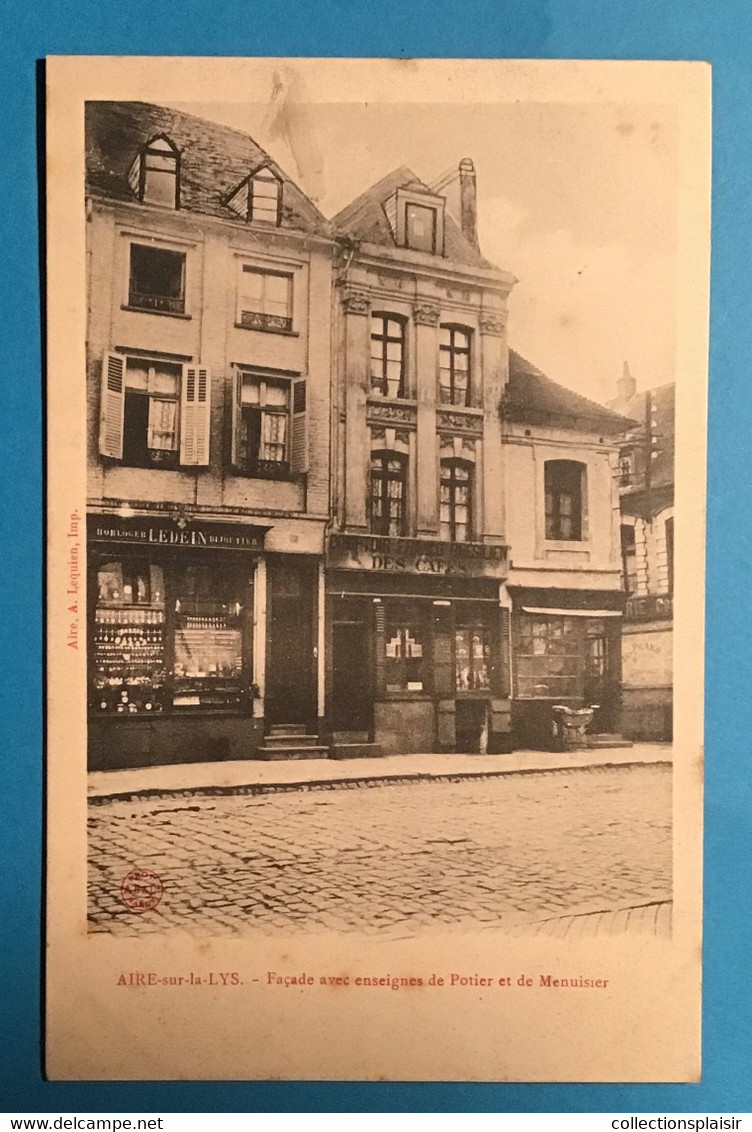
[617,360,637,402]
[459,158,479,251]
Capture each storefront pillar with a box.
[316,560,326,724]
[252,557,267,719]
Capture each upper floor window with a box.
[231,368,307,479]
[440,459,473,542]
[370,452,407,537]
[128,135,180,209]
[618,449,634,487]
[545,460,585,541]
[128,244,186,315]
[370,314,405,398]
[439,325,472,406]
[621,523,637,593]
[98,352,211,468]
[237,264,293,333]
[405,202,438,253]
[226,167,283,226]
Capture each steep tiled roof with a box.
[85,101,333,238]
[504,350,636,434]
[333,166,498,270]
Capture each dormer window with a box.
[386,187,445,255]
[128,135,180,209]
[225,166,283,226]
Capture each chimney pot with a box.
[459,158,479,251]
[617,360,637,402]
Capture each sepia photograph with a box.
[45,56,708,1081]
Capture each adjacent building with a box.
[85,102,336,769]
[501,353,635,749]
[610,365,675,741]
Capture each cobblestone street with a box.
[87,762,672,938]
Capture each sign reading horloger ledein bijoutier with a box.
[327,533,509,578]
[88,514,268,552]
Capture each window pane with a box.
[147,398,178,451]
[143,169,176,207]
[265,274,290,304]
[406,203,436,253]
[241,268,264,301]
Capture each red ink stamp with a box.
[120,868,164,913]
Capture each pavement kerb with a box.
[88,750,673,805]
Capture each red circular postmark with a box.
[120,868,164,913]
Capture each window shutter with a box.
[180,364,211,466]
[290,377,308,474]
[98,351,126,459]
[230,365,242,468]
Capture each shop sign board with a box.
[327,533,508,579]
[88,514,268,552]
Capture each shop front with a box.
[507,586,624,750]
[87,513,321,770]
[325,534,511,755]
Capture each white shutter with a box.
[98,351,126,459]
[290,377,308,474]
[180,364,211,466]
[230,365,242,468]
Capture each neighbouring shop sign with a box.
[327,533,508,578]
[88,514,268,552]
[625,593,673,622]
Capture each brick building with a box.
[85,102,335,768]
[610,365,675,741]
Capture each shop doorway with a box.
[265,556,316,726]
[455,699,489,753]
[331,620,372,733]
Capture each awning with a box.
[521,606,622,618]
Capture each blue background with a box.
[2,0,749,1113]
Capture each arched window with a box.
[545,460,586,541]
[370,451,408,537]
[370,314,406,398]
[225,166,283,226]
[440,459,473,542]
[439,325,472,406]
[128,135,180,209]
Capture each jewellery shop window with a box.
[172,563,249,710]
[91,558,251,715]
[384,607,427,694]
[92,558,168,714]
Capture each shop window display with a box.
[91,557,250,714]
[455,626,491,691]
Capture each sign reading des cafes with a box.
[88,514,267,552]
[328,533,508,579]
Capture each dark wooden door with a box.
[265,557,314,725]
[331,621,372,732]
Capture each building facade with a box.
[610,366,675,741]
[84,102,638,767]
[85,102,335,769]
[328,162,516,756]
[500,353,633,749]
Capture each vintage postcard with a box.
[45,56,709,1081]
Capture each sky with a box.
[173,92,678,406]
